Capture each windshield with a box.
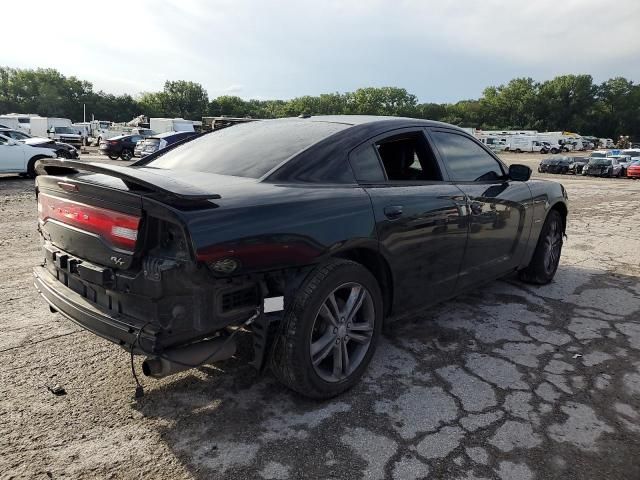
[145,119,350,178]
[589,158,611,165]
[2,130,30,140]
[54,127,76,134]
[589,152,606,158]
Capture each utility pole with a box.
[83,104,86,123]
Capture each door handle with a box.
[384,205,403,219]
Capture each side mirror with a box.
[509,164,531,181]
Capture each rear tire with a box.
[270,259,383,399]
[518,210,564,285]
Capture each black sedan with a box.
[538,156,573,174]
[33,116,568,399]
[567,157,588,175]
[99,134,147,161]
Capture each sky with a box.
[5,0,640,103]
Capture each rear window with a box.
[145,119,349,178]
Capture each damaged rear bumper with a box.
[33,265,159,352]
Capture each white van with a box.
[31,118,82,146]
[478,136,507,152]
[505,136,548,153]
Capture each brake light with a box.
[38,193,141,252]
[108,140,118,145]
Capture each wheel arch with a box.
[549,201,567,234]
[331,247,394,317]
[27,155,51,177]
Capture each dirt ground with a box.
[1,152,639,480]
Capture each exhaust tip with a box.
[141,358,161,378]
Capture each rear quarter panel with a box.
[184,182,377,273]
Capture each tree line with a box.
[1,66,638,138]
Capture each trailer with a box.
[0,113,40,133]
[149,118,195,134]
[202,116,256,132]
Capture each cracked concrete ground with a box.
[1,153,639,479]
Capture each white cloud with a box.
[4,0,639,102]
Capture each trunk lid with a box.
[35,159,256,269]
[37,175,145,270]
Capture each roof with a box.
[290,114,456,129]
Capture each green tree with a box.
[536,75,596,132]
[161,80,208,119]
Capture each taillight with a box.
[38,193,141,252]
[108,140,118,145]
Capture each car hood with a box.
[23,137,53,146]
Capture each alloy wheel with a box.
[309,282,375,383]
[543,218,562,275]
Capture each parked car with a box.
[626,159,640,179]
[567,157,588,175]
[138,131,198,158]
[0,133,56,177]
[99,134,146,160]
[582,157,624,177]
[0,127,79,159]
[609,155,632,176]
[134,139,145,158]
[621,149,640,160]
[33,116,568,399]
[538,156,573,174]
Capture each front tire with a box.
[518,210,564,285]
[26,156,47,179]
[270,259,383,399]
[120,149,133,161]
[108,153,120,160]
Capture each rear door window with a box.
[349,145,386,182]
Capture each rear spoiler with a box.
[35,159,221,202]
